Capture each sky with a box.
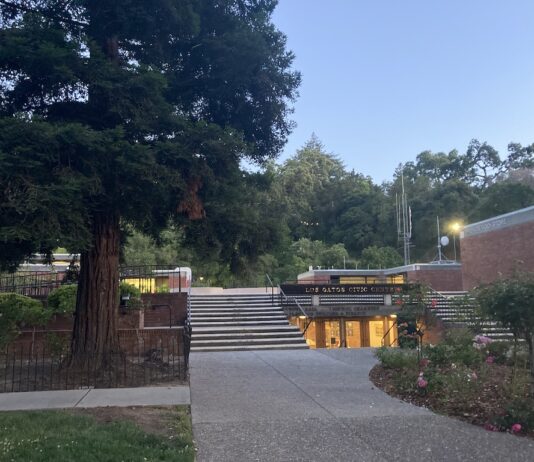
[271,0,534,183]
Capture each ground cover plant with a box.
[371,329,534,438]
[0,406,194,461]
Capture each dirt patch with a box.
[370,364,534,438]
[71,405,188,438]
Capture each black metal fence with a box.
[0,265,188,298]
[0,272,65,298]
[0,327,191,393]
[119,265,186,294]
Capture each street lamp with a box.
[449,222,462,261]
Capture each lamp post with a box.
[450,222,462,261]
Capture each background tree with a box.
[359,246,403,269]
[0,0,300,366]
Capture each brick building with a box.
[460,205,534,290]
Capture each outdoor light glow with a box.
[450,222,462,233]
[390,314,397,318]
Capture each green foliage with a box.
[156,284,170,294]
[486,341,513,365]
[375,347,418,370]
[0,408,194,461]
[475,273,534,341]
[0,293,50,347]
[425,364,482,404]
[359,246,403,269]
[119,282,141,300]
[47,285,77,315]
[424,329,482,367]
[118,282,143,310]
[492,398,534,433]
[475,273,534,394]
[0,1,300,276]
[473,182,534,222]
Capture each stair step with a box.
[193,325,300,336]
[192,338,307,347]
[190,292,306,352]
[191,344,309,352]
[191,314,287,322]
[191,320,291,327]
[193,332,304,340]
[190,311,284,316]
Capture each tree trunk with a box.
[71,212,120,368]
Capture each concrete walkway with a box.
[0,386,190,411]
[190,348,534,462]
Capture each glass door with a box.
[325,320,341,348]
[345,320,361,348]
[369,320,385,347]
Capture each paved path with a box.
[0,386,190,411]
[190,348,534,462]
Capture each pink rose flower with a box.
[511,423,522,433]
[417,377,428,388]
[474,335,493,345]
[486,356,495,364]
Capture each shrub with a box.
[485,341,512,365]
[424,328,481,367]
[375,347,418,370]
[119,282,143,310]
[425,365,481,401]
[47,284,77,315]
[0,293,50,348]
[119,282,141,299]
[492,398,534,433]
[156,283,170,294]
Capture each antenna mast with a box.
[397,169,411,265]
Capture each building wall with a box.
[461,219,534,290]
[405,267,463,292]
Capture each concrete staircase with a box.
[429,291,513,340]
[190,293,309,352]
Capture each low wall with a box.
[9,327,186,357]
[141,293,187,327]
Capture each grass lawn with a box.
[0,406,194,462]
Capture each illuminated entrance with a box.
[290,316,396,349]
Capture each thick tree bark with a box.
[71,212,120,368]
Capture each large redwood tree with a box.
[0,0,300,366]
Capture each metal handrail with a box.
[265,273,313,332]
[265,273,276,305]
[276,281,314,336]
[381,321,398,347]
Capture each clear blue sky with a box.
[272,0,534,183]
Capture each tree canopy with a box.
[0,0,300,363]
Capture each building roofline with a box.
[297,262,462,280]
[461,205,534,238]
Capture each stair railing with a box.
[265,273,276,306]
[276,281,314,336]
[381,322,398,347]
